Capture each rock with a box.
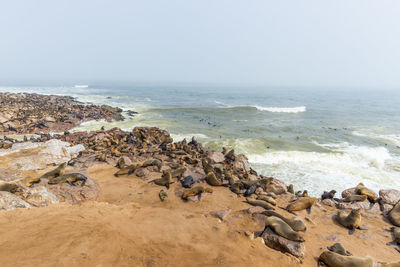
[242,206,266,214]
[135,168,150,178]
[0,191,31,210]
[7,140,85,170]
[187,195,200,202]
[336,202,381,214]
[45,116,56,122]
[252,213,268,227]
[232,154,251,172]
[44,178,100,204]
[341,187,357,198]
[206,150,225,163]
[379,189,400,205]
[265,179,287,195]
[321,199,335,207]
[0,167,24,182]
[380,203,393,214]
[209,209,231,221]
[388,202,400,227]
[24,186,59,207]
[261,228,306,258]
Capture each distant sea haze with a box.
[1,85,399,196]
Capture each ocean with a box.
[1,85,399,196]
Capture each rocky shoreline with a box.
[0,93,399,266]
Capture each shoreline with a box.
[0,92,399,266]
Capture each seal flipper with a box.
[198,193,202,201]
[81,179,86,186]
[348,228,355,235]
[395,247,400,254]
[306,207,311,214]
[357,226,368,230]
[166,183,170,190]
[386,241,397,246]
[67,181,75,186]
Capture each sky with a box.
[1,0,400,89]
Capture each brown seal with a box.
[287,184,294,194]
[356,183,377,202]
[142,159,162,171]
[0,181,19,192]
[262,210,306,232]
[286,197,317,214]
[257,195,276,206]
[319,251,374,267]
[264,216,304,242]
[245,198,275,210]
[151,172,173,189]
[114,163,140,177]
[181,186,213,200]
[327,243,352,256]
[205,172,222,186]
[336,209,367,235]
[40,162,67,180]
[159,189,168,202]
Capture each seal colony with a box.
[0,92,399,266]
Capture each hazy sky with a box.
[1,0,400,88]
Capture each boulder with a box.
[0,167,24,182]
[379,189,400,206]
[0,191,31,210]
[265,179,287,195]
[388,202,400,227]
[135,168,150,178]
[206,150,225,163]
[232,154,251,173]
[24,186,59,207]
[261,228,306,258]
[336,202,381,214]
[321,199,335,207]
[341,187,357,198]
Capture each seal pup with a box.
[264,216,304,242]
[159,189,168,202]
[205,172,222,186]
[336,209,367,235]
[48,173,87,186]
[342,195,367,203]
[319,251,374,267]
[245,198,275,210]
[182,186,213,200]
[321,190,336,200]
[262,210,306,232]
[327,243,352,256]
[150,172,173,189]
[180,176,195,188]
[114,164,140,177]
[244,183,259,197]
[40,162,67,180]
[356,183,377,202]
[388,202,400,227]
[285,197,318,214]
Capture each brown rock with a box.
[341,187,357,198]
[265,179,287,195]
[209,209,232,221]
[0,191,31,210]
[336,201,381,214]
[135,168,150,178]
[379,189,400,206]
[321,199,335,207]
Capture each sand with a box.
[0,163,398,266]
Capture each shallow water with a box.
[1,85,399,195]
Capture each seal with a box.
[205,172,222,186]
[257,195,277,206]
[159,189,168,201]
[245,198,275,210]
[262,210,306,231]
[114,163,140,177]
[342,195,367,203]
[40,162,67,180]
[244,183,259,197]
[142,159,162,171]
[285,197,318,214]
[356,183,377,202]
[116,157,130,169]
[0,181,19,192]
[327,243,352,256]
[48,173,87,186]
[180,176,195,188]
[321,190,336,200]
[151,172,173,189]
[170,167,186,179]
[181,186,213,200]
[287,184,294,194]
[264,216,304,242]
[336,209,367,235]
[319,251,374,267]
[22,176,41,187]
[388,202,400,227]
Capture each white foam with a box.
[353,131,400,147]
[248,143,400,196]
[170,133,209,142]
[254,106,306,113]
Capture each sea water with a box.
[1,85,399,196]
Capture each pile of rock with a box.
[0,92,123,134]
